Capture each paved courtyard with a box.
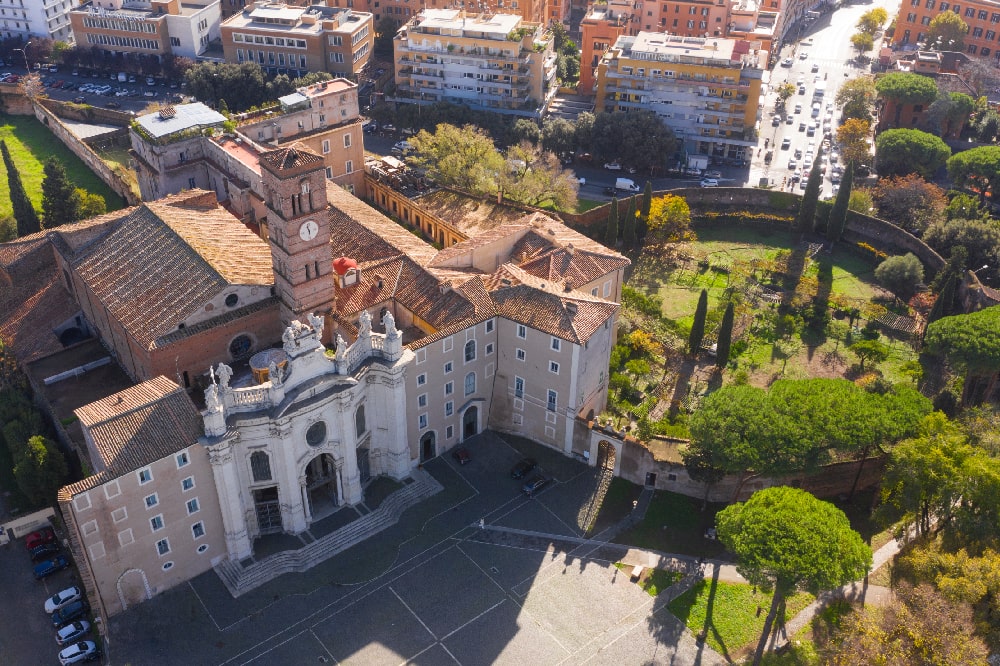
[106,432,724,665]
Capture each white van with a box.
[615,177,640,192]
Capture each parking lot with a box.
[104,432,723,665]
[0,524,97,665]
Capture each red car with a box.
[25,527,56,551]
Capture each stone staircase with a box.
[546,92,594,121]
[214,468,443,597]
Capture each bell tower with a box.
[259,146,335,330]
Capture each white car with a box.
[391,140,413,155]
[56,620,91,646]
[45,587,82,614]
[58,641,99,665]
[799,51,809,59]
[603,162,622,170]
[699,178,719,187]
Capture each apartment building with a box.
[324,0,548,29]
[220,2,374,78]
[894,2,1000,62]
[391,9,558,118]
[595,32,765,161]
[69,0,221,60]
[0,0,75,43]
[238,78,366,193]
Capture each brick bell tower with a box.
[259,145,335,332]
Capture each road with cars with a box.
[747,0,901,194]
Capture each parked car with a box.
[25,527,56,550]
[45,586,83,614]
[780,137,791,150]
[55,620,91,646]
[362,120,378,133]
[704,170,722,179]
[382,123,396,132]
[34,555,70,580]
[699,178,719,187]
[30,543,62,562]
[522,475,552,497]
[57,640,99,665]
[780,57,794,67]
[451,447,471,465]
[510,458,537,480]
[391,140,413,155]
[146,76,156,86]
[603,161,622,171]
[104,101,121,109]
[51,600,89,628]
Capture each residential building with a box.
[325,0,548,29]
[1,141,627,620]
[220,2,374,79]
[238,78,366,193]
[0,0,75,43]
[595,33,766,162]
[579,0,635,94]
[894,2,1000,62]
[68,0,221,61]
[391,10,558,118]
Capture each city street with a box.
[746,0,902,194]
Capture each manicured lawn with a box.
[577,198,603,213]
[668,579,815,662]
[614,489,729,558]
[0,116,123,221]
[613,562,685,596]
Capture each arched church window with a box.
[355,405,366,439]
[250,451,271,482]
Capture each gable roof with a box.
[74,375,203,479]
[67,192,273,349]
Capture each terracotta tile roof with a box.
[74,376,203,478]
[327,184,438,266]
[487,264,619,344]
[518,245,630,290]
[335,256,401,316]
[259,145,325,172]
[59,471,111,501]
[506,229,553,263]
[413,189,533,237]
[514,211,628,259]
[428,224,531,267]
[395,258,477,328]
[0,240,78,363]
[68,192,273,349]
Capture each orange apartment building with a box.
[894,3,1000,62]
[221,1,373,78]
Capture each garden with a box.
[601,219,926,437]
[0,115,123,221]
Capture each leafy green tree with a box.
[947,145,1000,201]
[646,194,691,243]
[924,92,976,138]
[605,196,619,247]
[622,195,637,249]
[876,73,940,128]
[574,111,594,150]
[591,110,676,173]
[849,338,890,370]
[1,139,40,237]
[681,444,726,509]
[850,32,875,57]
[0,216,14,243]
[848,186,874,214]
[373,16,400,55]
[871,173,947,234]
[827,164,853,242]
[945,192,991,223]
[689,289,708,354]
[75,189,106,219]
[925,306,1000,405]
[874,129,951,179]
[716,486,872,666]
[836,118,872,167]
[512,118,541,145]
[184,61,268,112]
[874,253,924,300]
[540,117,576,157]
[775,82,796,106]
[927,273,958,323]
[715,301,734,369]
[796,146,824,232]
[926,11,969,51]
[923,218,1000,276]
[835,76,877,121]
[41,158,80,228]
[13,435,67,506]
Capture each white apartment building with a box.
[0,0,75,43]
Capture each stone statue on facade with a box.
[268,361,283,387]
[216,362,233,390]
[205,382,222,413]
[282,323,297,352]
[335,334,347,362]
[308,312,324,338]
[358,310,372,336]
[383,310,399,339]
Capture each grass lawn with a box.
[0,116,123,220]
[668,579,815,662]
[577,198,602,213]
[613,562,685,596]
[614,489,728,558]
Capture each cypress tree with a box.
[689,289,708,354]
[826,163,853,243]
[41,157,81,228]
[638,181,653,242]
[605,196,619,247]
[715,301,735,369]
[927,273,957,324]
[1,140,40,237]
[622,195,637,249]
[796,146,824,234]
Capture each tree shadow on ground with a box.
[779,245,810,308]
[668,356,698,415]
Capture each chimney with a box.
[563,281,572,292]
[566,302,578,314]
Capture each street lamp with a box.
[14,40,30,72]
[973,264,990,275]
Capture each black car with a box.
[51,600,90,628]
[603,186,616,196]
[522,475,552,497]
[510,458,537,480]
[30,543,61,562]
